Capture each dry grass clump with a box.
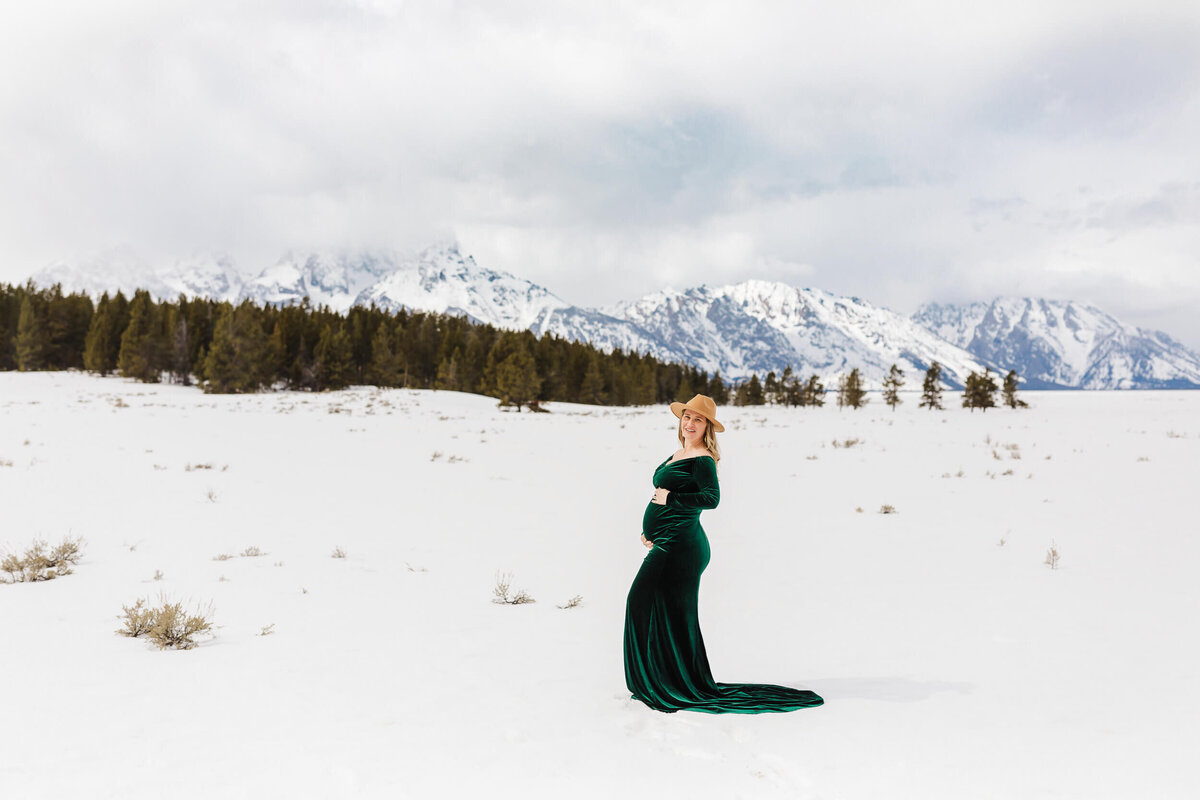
[878,504,898,514]
[1,537,84,583]
[240,546,265,558]
[331,547,347,559]
[117,596,215,650]
[832,438,862,449]
[1044,541,1061,570]
[492,571,535,605]
[557,594,583,610]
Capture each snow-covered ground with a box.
[2,372,1198,799]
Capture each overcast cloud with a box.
[2,0,1199,345]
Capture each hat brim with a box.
[669,401,725,433]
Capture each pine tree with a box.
[919,362,944,410]
[117,290,160,382]
[780,365,800,406]
[764,371,779,404]
[674,374,694,403]
[168,307,192,385]
[980,369,999,410]
[962,370,998,412]
[436,346,464,391]
[367,322,401,387]
[882,363,904,411]
[708,372,730,405]
[837,368,866,409]
[579,352,605,404]
[1002,370,1028,408]
[313,323,354,391]
[735,374,765,406]
[801,374,825,407]
[201,303,271,393]
[15,296,45,371]
[83,293,115,374]
[495,347,542,411]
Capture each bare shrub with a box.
[148,600,214,650]
[240,546,265,558]
[331,547,347,559]
[117,598,155,637]
[0,458,13,467]
[832,438,862,449]
[879,505,898,514]
[492,571,535,605]
[259,623,276,637]
[186,463,214,471]
[1044,541,1061,570]
[152,569,164,581]
[1,536,85,583]
[557,595,583,610]
[212,553,234,561]
[117,596,215,650]
[206,489,218,503]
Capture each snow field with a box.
[1,373,1198,798]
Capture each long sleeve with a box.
[666,457,720,510]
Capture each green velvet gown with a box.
[623,454,823,713]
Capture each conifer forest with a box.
[1,282,1025,409]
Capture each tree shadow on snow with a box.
[803,677,973,703]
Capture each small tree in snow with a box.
[919,362,944,410]
[882,364,904,411]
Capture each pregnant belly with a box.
[642,501,698,538]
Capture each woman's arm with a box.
[665,457,720,510]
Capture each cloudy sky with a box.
[2,0,1199,345]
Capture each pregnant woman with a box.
[623,394,823,713]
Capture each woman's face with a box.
[680,409,708,447]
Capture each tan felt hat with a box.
[669,394,725,433]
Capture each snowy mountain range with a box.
[29,244,1200,389]
[913,299,1200,389]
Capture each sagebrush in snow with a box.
[493,571,535,605]
[1044,541,1061,570]
[118,596,215,650]
[1,536,84,583]
[117,598,155,638]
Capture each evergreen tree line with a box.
[0,282,725,406]
[1,282,1029,410]
[729,362,1026,411]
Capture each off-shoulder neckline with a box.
[662,454,715,466]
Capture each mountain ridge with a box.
[28,244,1200,389]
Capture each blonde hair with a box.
[677,416,721,463]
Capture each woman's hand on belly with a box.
[651,488,669,505]
[640,534,654,549]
